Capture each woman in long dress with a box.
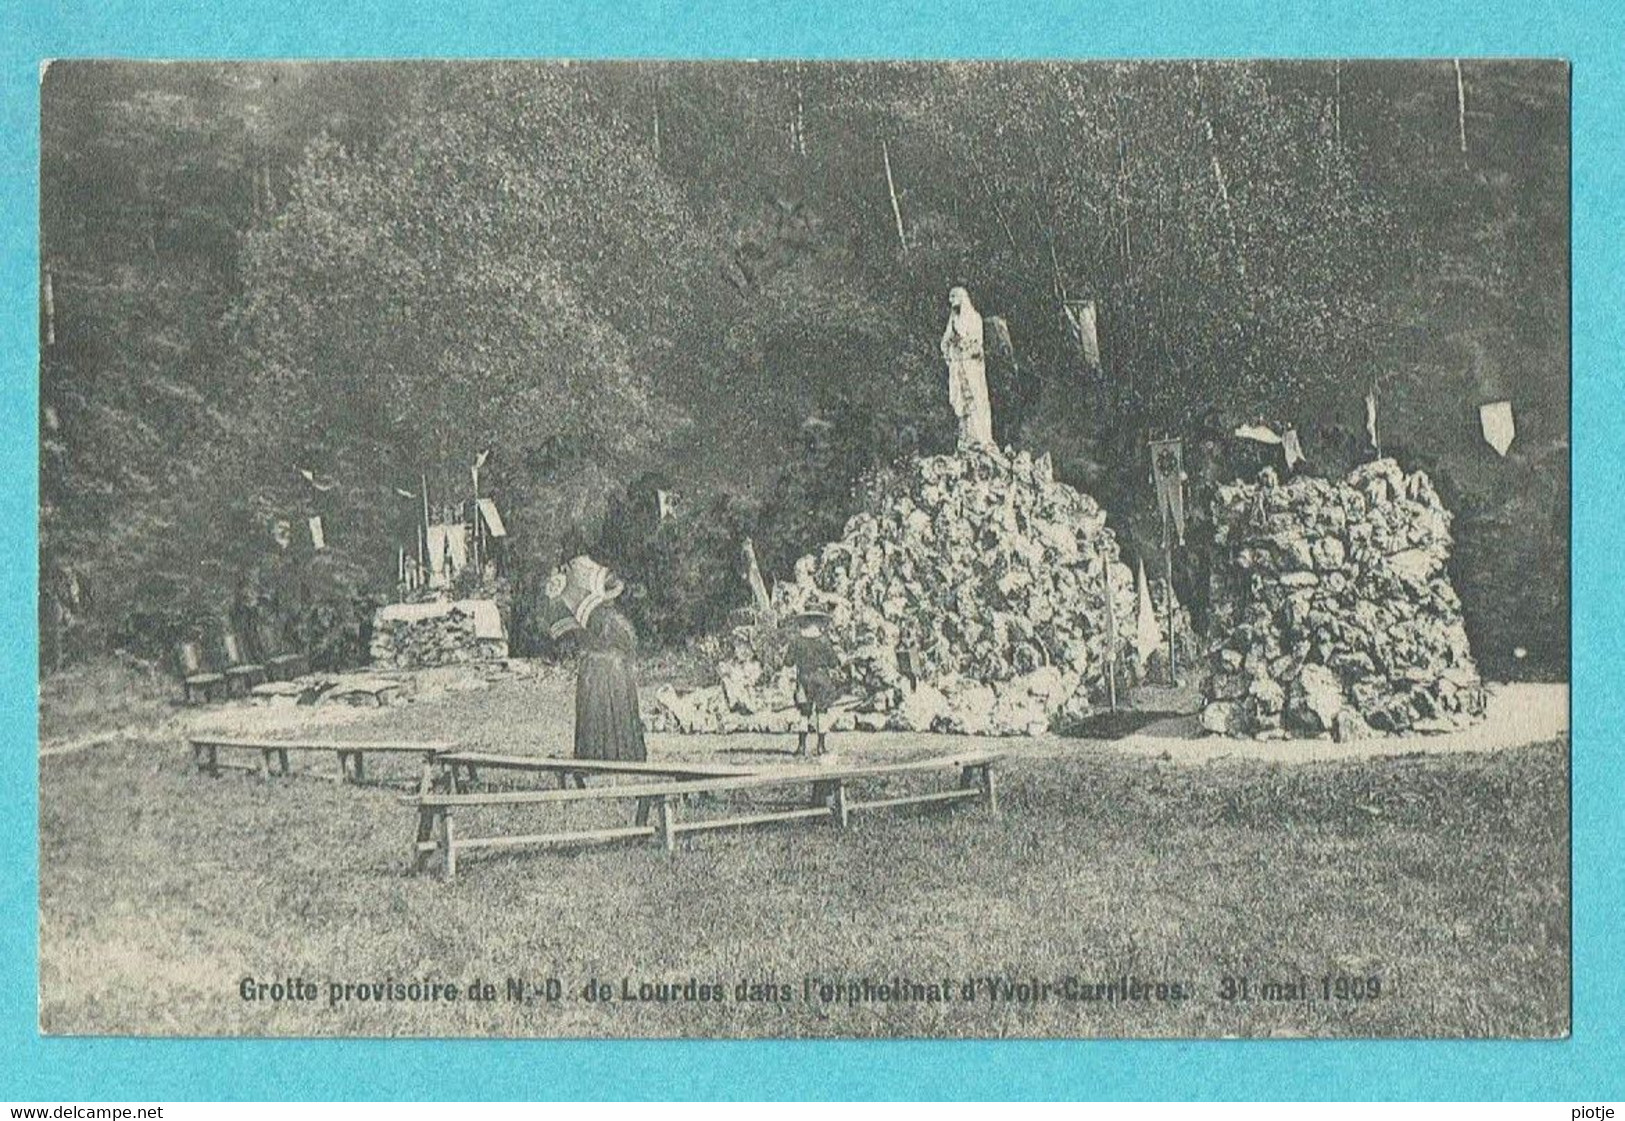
[548,555,647,762]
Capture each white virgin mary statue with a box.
[940,286,994,449]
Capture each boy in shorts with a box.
[784,604,842,759]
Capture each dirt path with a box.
[659,682,1568,769]
[1029,682,1568,765]
[56,666,1565,771]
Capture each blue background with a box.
[1,0,1618,1102]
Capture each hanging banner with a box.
[1061,299,1101,371]
[1233,423,1282,445]
[308,516,326,550]
[1282,428,1305,471]
[1135,558,1160,667]
[426,523,470,586]
[476,498,508,538]
[1365,391,1380,455]
[1149,438,1186,546]
[1479,400,1516,456]
[985,315,1015,361]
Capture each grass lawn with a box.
[38,670,1569,1039]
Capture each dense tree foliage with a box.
[39,60,1568,678]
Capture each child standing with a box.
[784,604,842,759]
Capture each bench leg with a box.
[413,807,438,873]
[191,741,207,774]
[277,748,291,776]
[981,764,998,814]
[657,796,677,854]
[443,812,458,880]
[832,780,850,829]
[635,797,653,828]
[353,752,366,783]
[259,749,273,780]
[207,744,219,777]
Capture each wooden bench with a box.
[188,736,455,783]
[404,752,1000,879]
[431,750,759,792]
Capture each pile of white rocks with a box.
[369,599,508,669]
[649,445,1142,736]
[1201,459,1486,739]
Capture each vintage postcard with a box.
[37,59,1569,1039]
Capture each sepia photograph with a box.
[36,58,1570,1040]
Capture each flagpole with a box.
[471,460,482,581]
[421,473,432,590]
[1374,386,1380,458]
[1099,542,1118,713]
[1370,383,1382,460]
[1160,497,1177,687]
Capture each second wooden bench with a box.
[404,751,1000,878]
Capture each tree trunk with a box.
[1334,61,1342,148]
[793,61,807,157]
[1454,59,1469,155]
[882,139,908,253]
[42,267,55,346]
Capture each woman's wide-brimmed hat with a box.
[546,554,624,629]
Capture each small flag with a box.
[1234,423,1282,445]
[298,468,334,492]
[1479,401,1515,456]
[1282,428,1305,471]
[476,497,507,538]
[1135,559,1160,667]
[394,486,417,500]
[1149,438,1186,546]
[270,518,292,549]
[656,489,676,522]
[474,449,491,470]
[1365,391,1379,455]
[1062,300,1101,371]
[308,516,326,550]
